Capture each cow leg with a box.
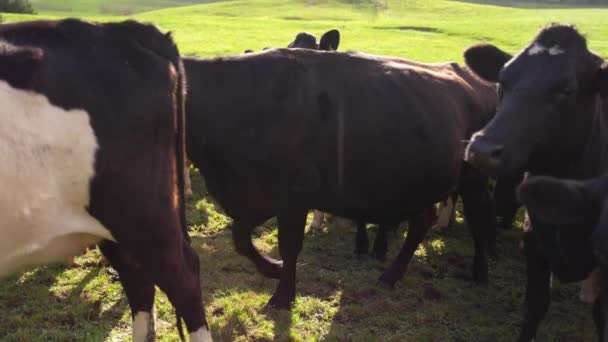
[434,194,456,230]
[99,241,156,342]
[518,232,551,342]
[460,163,496,281]
[354,221,369,256]
[593,267,608,342]
[143,237,210,342]
[266,207,308,310]
[232,218,283,279]
[184,160,193,198]
[372,224,395,262]
[495,176,520,230]
[309,210,325,231]
[378,207,435,287]
[593,298,604,342]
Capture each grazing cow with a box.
[0,19,211,342]
[464,23,608,341]
[518,175,608,340]
[184,48,498,309]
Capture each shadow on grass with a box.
[0,259,128,341]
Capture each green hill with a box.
[29,0,220,15]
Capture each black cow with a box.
[184,48,498,309]
[518,175,608,340]
[244,29,340,53]
[464,23,608,341]
[0,19,210,342]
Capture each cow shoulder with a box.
[0,42,43,90]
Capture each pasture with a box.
[1,0,607,340]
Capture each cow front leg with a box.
[266,207,307,310]
[378,207,435,287]
[518,232,551,342]
[232,218,283,279]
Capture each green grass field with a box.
[1,0,607,341]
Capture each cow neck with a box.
[575,95,608,177]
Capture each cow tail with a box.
[176,314,187,342]
[174,54,190,243]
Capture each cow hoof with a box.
[264,295,293,311]
[371,250,387,262]
[354,246,369,257]
[377,273,397,289]
[471,272,489,286]
[259,260,283,279]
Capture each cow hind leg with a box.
[143,238,211,342]
[99,241,156,342]
[378,207,435,287]
[232,218,283,279]
[371,224,395,262]
[309,210,325,231]
[354,221,369,256]
[266,207,307,310]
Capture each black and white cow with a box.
[464,23,608,341]
[0,19,211,342]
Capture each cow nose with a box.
[465,138,504,175]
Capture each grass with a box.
[0,0,607,340]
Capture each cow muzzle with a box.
[465,133,504,176]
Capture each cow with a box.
[464,23,608,341]
[184,48,498,310]
[517,175,608,340]
[0,19,211,342]
[243,29,341,54]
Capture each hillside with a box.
[29,0,219,15]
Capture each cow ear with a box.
[464,43,512,83]
[0,45,43,89]
[517,176,587,225]
[243,49,254,54]
[319,29,340,51]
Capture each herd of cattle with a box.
[0,17,607,342]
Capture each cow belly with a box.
[0,81,113,278]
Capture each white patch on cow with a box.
[434,197,455,230]
[523,211,532,232]
[184,161,193,198]
[133,310,156,342]
[580,267,601,304]
[0,80,114,278]
[528,42,565,56]
[190,326,213,342]
[309,210,325,231]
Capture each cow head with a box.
[287,29,340,51]
[464,24,607,177]
[518,175,608,264]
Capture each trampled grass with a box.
[0,0,607,341]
